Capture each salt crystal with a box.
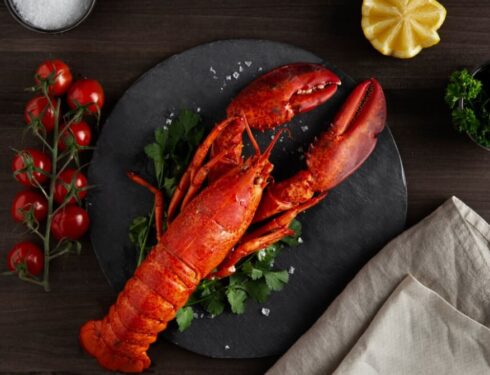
[165,119,172,125]
[193,312,199,319]
[226,75,232,81]
[261,308,270,317]
[298,237,304,244]
[213,75,218,80]
[301,125,309,132]
[169,112,175,118]
[239,66,244,72]
[270,135,275,140]
[196,107,201,113]
[232,72,240,79]
[258,67,263,71]
[210,66,217,74]
[12,0,92,31]
[200,313,204,318]
[245,61,253,67]
[225,345,230,350]
[288,266,295,274]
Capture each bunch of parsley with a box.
[445,69,490,148]
[128,110,301,332]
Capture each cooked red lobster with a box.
[80,63,386,372]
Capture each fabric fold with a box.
[267,197,490,375]
[333,275,490,375]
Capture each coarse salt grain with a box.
[225,345,230,350]
[12,0,92,31]
[261,308,270,317]
[288,266,295,274]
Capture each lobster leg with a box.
[127,172,164,241]
[212,192,327,279]
[168,116,242,221]
[180,149,231,210]
[212,227,294,279]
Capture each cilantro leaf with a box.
[203,294,226,316]
[245,279,271,303]
[264,271,289,291]
[226,288,248,314]
[176,306,194,332]
[280,219,302,246]
[242,262,264,280]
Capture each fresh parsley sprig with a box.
[445,69,490,148]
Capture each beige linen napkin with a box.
[333,275,490,375]
[268,197,490,375]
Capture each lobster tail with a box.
[80,246,199,372]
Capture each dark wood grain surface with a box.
[0,1,489,373]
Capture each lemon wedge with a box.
[362,0,447,59]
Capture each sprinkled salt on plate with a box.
[261,308,271,317]
[8,0,95,32]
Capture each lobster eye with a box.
[254,176,264,185]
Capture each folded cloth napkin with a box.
[267,197,490,375]
[332,275,490,375]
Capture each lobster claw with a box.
[253,78,386,222]
[227,63,341,130]
[307,78,386,192]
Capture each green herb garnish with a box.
[177,222,301,331]
[129,110,204,265]
[445,69,490,148]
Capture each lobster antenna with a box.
[261,128,285,161]
[241,111,261,155]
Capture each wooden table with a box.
[1,1,488,373]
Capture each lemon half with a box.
[362,0,447,59]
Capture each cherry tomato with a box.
[24,96,56,133]
[7,241,44,276]
[11,190,48,222]
[54,169,88,204]
[12,149,52,186]
[34,59,73,96]
[58,121,92,151]
[67,79,104,114]
[51,205,90,240]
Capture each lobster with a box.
[79,63,386,372]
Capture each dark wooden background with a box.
[0,0,488,373]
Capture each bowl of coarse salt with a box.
[5,0,96,33]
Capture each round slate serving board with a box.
[87,39,407,359]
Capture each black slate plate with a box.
[87,39,407,359]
